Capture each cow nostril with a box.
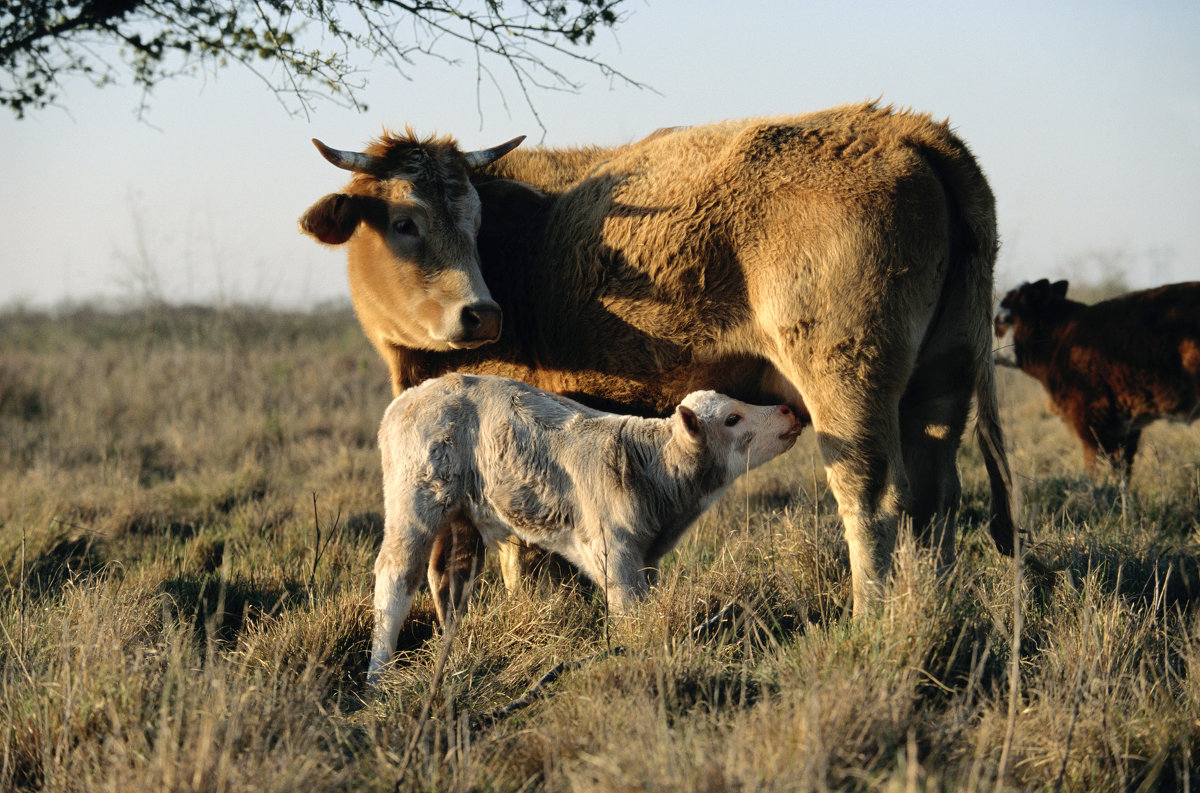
[461,303,502,340]
[461,307,481,332]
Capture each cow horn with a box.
[463,135,526,170]
[311,139,381,174]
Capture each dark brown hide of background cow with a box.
[995,279,1200,482]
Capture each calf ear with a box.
[299,193,365,245]
[674,405,705,450]
[1050,280,1069,299]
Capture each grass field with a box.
[2,303,1198,792]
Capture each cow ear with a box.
[1027,279,1052,307]
[299,193,364,245]
[1050,280,1069,299]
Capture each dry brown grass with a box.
[2,304,1198,792]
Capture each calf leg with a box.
[497,536,543,593]
[369,519,440,684]
[578,539,649,614]
[605,557,651,614]
[498,535,586,595]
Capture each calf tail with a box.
[975,357,1021,555]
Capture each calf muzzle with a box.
[779,405,805,440]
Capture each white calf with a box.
[369,373,801,682]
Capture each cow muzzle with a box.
[450,301,502,346]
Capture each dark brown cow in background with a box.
[301,101,1020,619]
[995,279,1200,483]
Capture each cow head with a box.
[300,131,524,351]
[994,278,1069,338]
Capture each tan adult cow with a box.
[300,101,1019,617]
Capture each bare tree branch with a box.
[0,0,643,119]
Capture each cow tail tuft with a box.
[975,358,1021,556]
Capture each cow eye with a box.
[392,217,419,236]
[724,414,741,427]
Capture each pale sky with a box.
[2,0,1198,309]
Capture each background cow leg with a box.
[1079,437,1101,479]
[898,347,976,567]
[427,516,485,627]
[1113,428,1141,488]
[1111,428,1141,520]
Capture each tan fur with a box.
[301,101,1017,616]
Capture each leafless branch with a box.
[2,0,643,120]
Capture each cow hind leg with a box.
[899,347,976,567]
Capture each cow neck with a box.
[390,343,540,394]
[474,145,618,193]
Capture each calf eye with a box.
[724,414,741,427]
[393,217,418,236]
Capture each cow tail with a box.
[975,357,1021,556]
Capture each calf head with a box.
[299,131,524,351]
[994,278,1070,339]
[672,391,802,484]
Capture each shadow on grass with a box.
[1057,546,1200,613]
[20,530,107,600]
[344,511,384,545]
[160,572,299,646]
